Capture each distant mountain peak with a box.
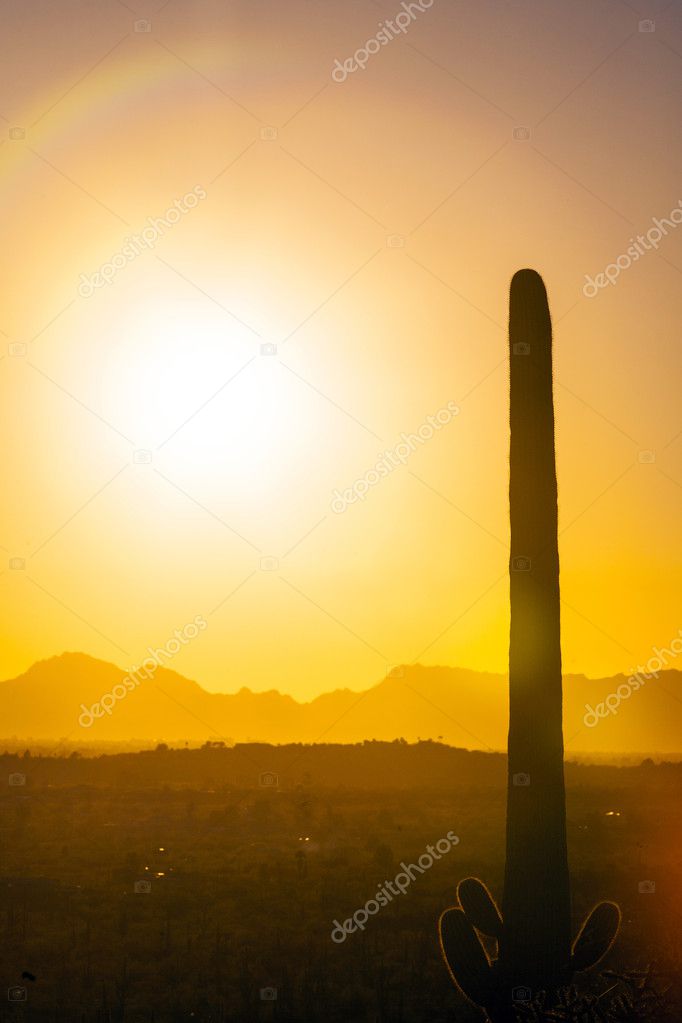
[0,654,679,753]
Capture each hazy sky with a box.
[0,0,680,701]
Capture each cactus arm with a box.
[457,878,504,940]
[439,908,495,1006]
[571,901,621,971]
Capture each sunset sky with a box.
[0,0,680,703]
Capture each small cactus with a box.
[439,271,620,1019]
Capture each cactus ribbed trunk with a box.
[501,269,571,991]
[439,271,619,1020]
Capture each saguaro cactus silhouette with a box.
[439,270,620,1021]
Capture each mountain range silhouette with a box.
[1,652,680,754]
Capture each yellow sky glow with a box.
[0,0,681,704]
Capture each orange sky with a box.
[0,0,680,702]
